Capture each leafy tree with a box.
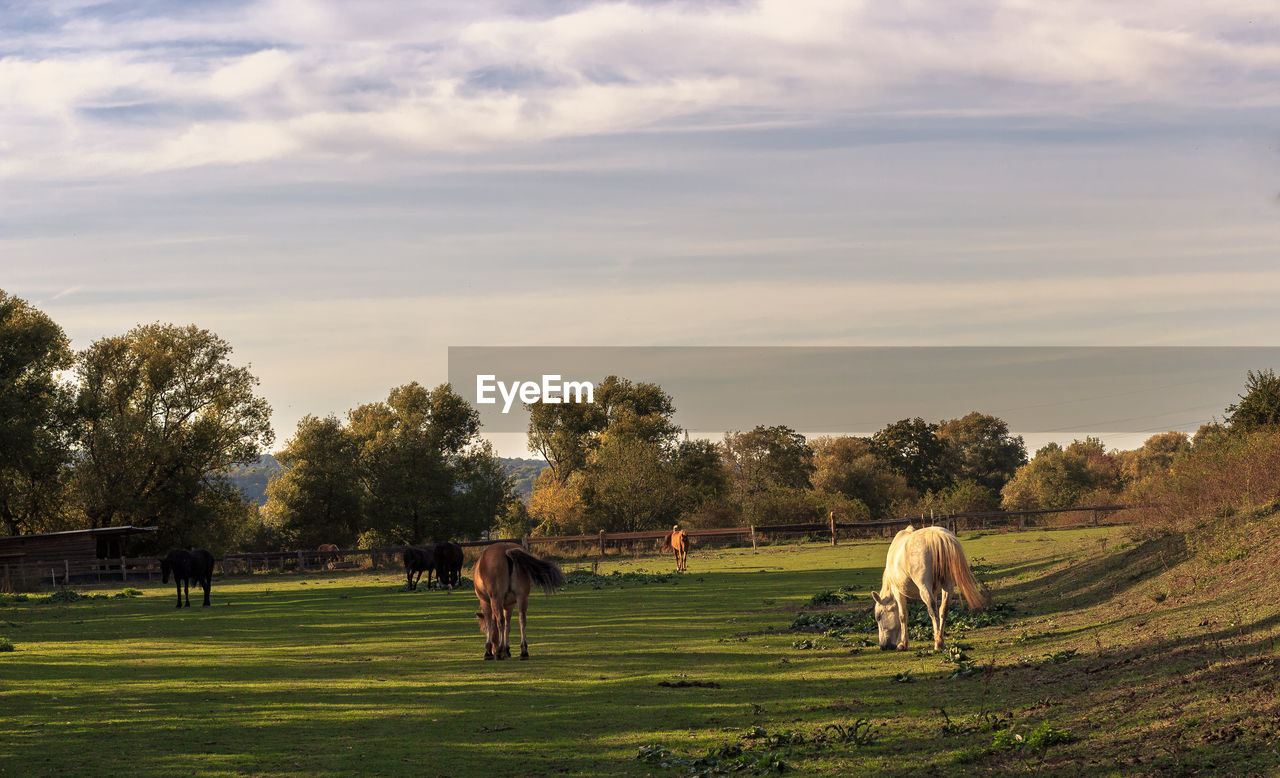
[451,440,518,539]
[72,323,272,552]
[1118,431,1190,483]
[1000,438,1120,511]
[936,412,1027,492]
[348,382,480,544]
[1225,369,1280,431]
[527,468,587,535]
[0,292,75,535]
[579,433,681,532]
[871,417,954,494]
[810,435,914,519]
[526,375,677,480]
[722,425,815,525]
[263,415,363,548]
[671,438,729,514]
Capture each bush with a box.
[0,637,14,652]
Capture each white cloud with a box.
[2,1,1279,178]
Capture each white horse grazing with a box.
[871,525,987,651]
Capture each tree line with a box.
[6,288,1279,551]
[0,291,513,554]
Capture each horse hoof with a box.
[520,652,529,660]
[484,653,494,660]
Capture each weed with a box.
[890,670,914,683]
[0,637,14,652]
[1045,648,1078,664]
[115,587,144,598]
[816,719,878,747]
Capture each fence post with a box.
[750,525,758,552]
[829,512,837,546]
[120,555,127,582]
[521,536,529,550]
[64,560,70,585]
[598,530,606,559]
[297,550,305,572]
[2,564,9,593]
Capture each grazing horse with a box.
[159,549,214,608]
[433,541,464,589]
[473,543,565,660]
[871,526,987,651]
[662,526,689,572]
[317,543,342,568]
[403,546,435,591]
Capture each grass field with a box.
[2,526,1278,776]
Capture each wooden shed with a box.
[0,526,158,589]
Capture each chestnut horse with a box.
[159,549,214,608]
[871,525,987,651]
[662,527,689,572]
[473,543,565,660]
[403,546,435,591]
[317,543,342,568]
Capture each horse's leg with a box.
[918,585,943,650]
[183,578,191,608]
[174,579,182,609]
[201,574,211,607]
[518,595,529,659]
[894,593,910,651]
[489,595,508,659]
[936,588,952,651]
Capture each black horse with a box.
[433,541,464,589]
[403,546,435,591]
[160,549,214,608]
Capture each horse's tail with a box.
[930,530,989,611]
[662,532,673,552]
[506,548,565,595]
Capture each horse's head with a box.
[870,592,903,650]
[160,557,172,584]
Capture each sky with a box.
[3,0,1279,455]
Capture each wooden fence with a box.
[1,505,1132,591]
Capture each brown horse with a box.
[473,543,565,660]
[662,526,689,572]
[317,543,342,568]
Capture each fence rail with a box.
[1,505,1133,591]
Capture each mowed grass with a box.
[1,526,1277,776]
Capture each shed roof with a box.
[0,526,158,543]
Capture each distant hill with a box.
[225,454,546,505]
[225,454,281,506]
[501,457,548,500]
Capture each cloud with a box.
[2,0,1279,178]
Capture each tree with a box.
[348,382,481,544]
[671,438,729,515]
[810,436,914,519]
[871,417,954,494]
[73,323,272,552]
[451,440,518,539]
[0,292,75,535]
[722,425,815,524]
[1000,438,1121,511]
[263,415,363,548]
[526,375,678,480]
[1225,369,1280,432]
[1118,431,1190,483]
[936,412,1027,492]
[579,433,681,532]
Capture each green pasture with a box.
[2,527,1277,776]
